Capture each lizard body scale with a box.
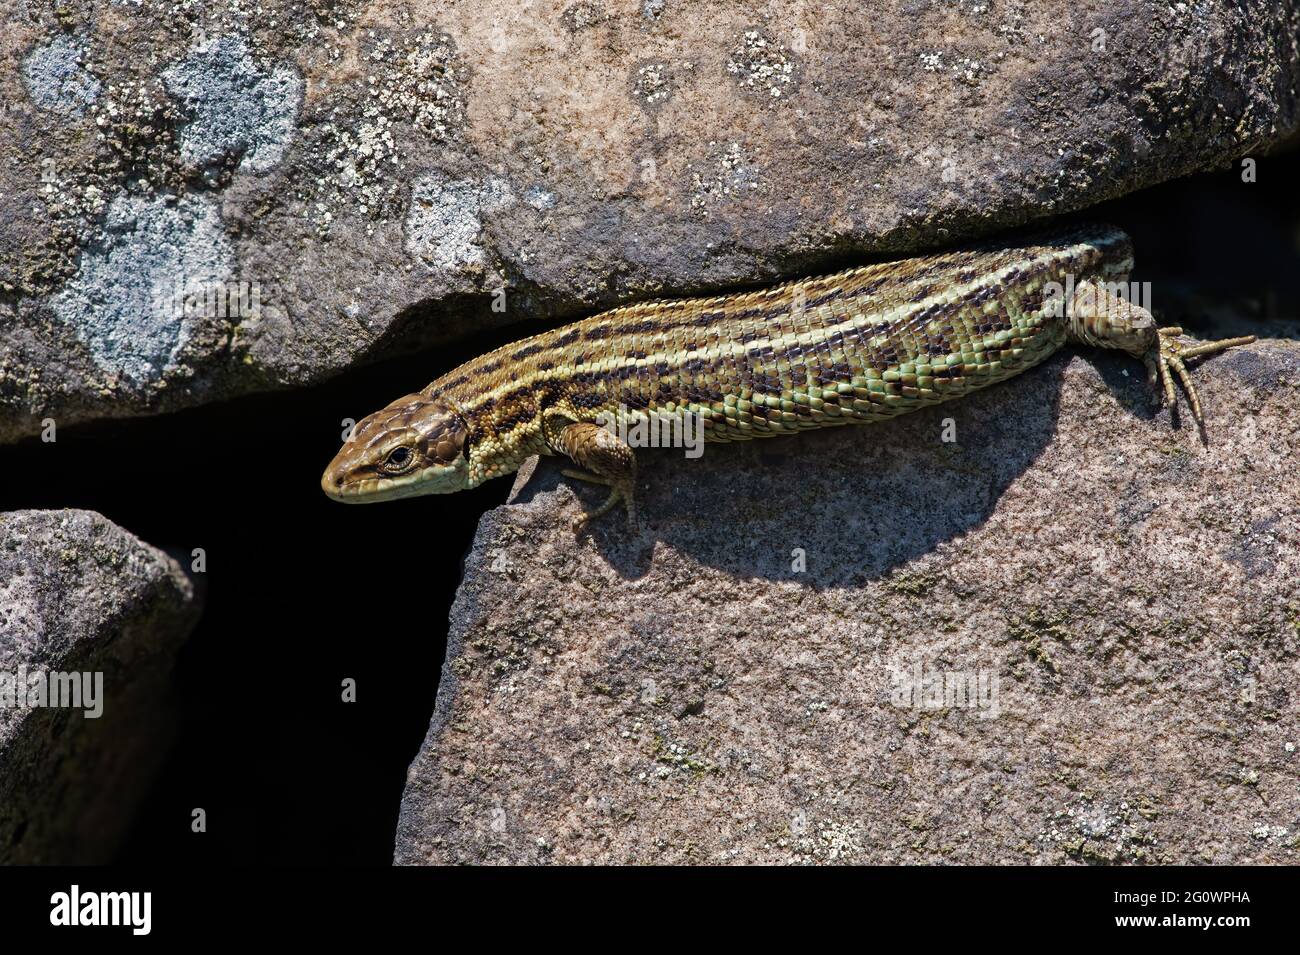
[321,225,1253,529]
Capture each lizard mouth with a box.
[320,470,415,503]
[320,459,470,503]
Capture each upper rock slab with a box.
[2,1,1297,441]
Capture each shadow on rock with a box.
[510,355,1088,587]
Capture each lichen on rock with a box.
[162,34,303,175]
[405,172,512,281]
[49,193,233,387]
[21,35,101,116]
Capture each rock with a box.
[395,340,1300,864]
[3,1,1298,441]
[0,510,200,864]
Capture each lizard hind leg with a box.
[553,421,638,533]
[1067,280,1255,428]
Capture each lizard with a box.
[320,224,1254,532]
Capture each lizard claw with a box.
[1147,328,1255,426]
[571,481,637,536]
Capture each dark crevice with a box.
[3,321,526,865]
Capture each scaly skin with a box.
[321,225,1253,530]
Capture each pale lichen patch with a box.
[405,173,512,279]
[633,62,672,107]
[296,28,467,237]
[49,194,233,386]
[162,35,303,175]
[688,141,758,215]
[1037,795,1160,863]
[22,35,102,117]
[561,2,610,33]
[726,29,796,100]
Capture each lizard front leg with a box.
[552,421,638,533]
[1066,279,1255,427]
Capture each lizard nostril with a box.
[321,469,344,497]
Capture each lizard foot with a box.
[1143,327,1255,427]
[554,422,639,534]
[1066,279,1255,430]
[567,475,637,535]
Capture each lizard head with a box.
[321,393,471,503]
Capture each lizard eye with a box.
[382,446,415,474]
